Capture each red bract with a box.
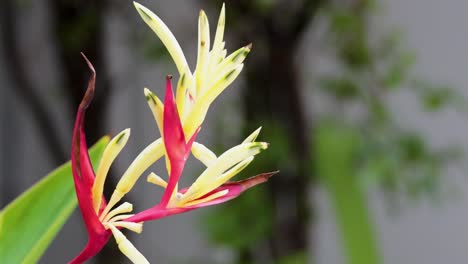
[159,75,199,207]
[69,54,111,264]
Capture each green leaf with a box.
[315,123,381,264]
[0,137,109,264]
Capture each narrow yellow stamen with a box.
[109,225,149,264]
[92,129,131,212]
[102,138,164,218]
[101,202,133,222]
[112,221,143,234]
[147,172,168,188]
[108,214,135,223]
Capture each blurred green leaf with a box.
[277,251,307,264]
[422,87,455,111]
[0,137,109,264]
[383,52,415,89]
[320,77,360,100]
[316,122,381,264]
[201,186,273,250]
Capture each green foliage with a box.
[277,251,308,264]
[316,122,381,264]
[320,0,462,199]
[201,184,273,251]
[319,77,360,101]
[0,137,109,264]
[413,80,463,111]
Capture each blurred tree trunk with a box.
[50,0,111,144]
[224,0,323,262]
[48,1,122,262]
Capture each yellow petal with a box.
[109,225,149,264]
[242,127,262,143]
[175,73,188,118]
[179,156,254,205]
[214,156,254,185]
[195,10,211,96]
[183,64,244,136]
[134,2,190,77]
[180,142,267,202]
[92,129,131,212]
[213,45,251,80]
[192,142,217,167]
[144,88,164,136]
[212,3,225,53]
[102,138,164,217]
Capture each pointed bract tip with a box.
[79,53,96,110]
[239,171,278,190]
[133,1,142,8]
[115,128,131,145]
[122,128,131,136]
[245,43,253,50]
[166,74,173,80]
[80,52,96,75]
[143,87,152,96]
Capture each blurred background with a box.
[1,0,468,263]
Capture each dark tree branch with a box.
[292,0,324,37]
[0,0,68,164]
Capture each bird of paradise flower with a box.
[69,3,276,263]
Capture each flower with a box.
[69,3,275,263]
[125,2,273,222]
[125,76,273,223]
[70,54,148,264]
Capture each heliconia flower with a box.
[69,2,275,263]
[70,54,149,264]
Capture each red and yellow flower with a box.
[69,3,275,263]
